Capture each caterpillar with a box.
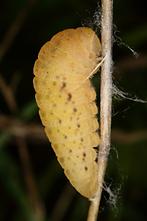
[33,27,101,199]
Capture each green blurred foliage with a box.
[0,0,147,220]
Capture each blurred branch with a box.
[112,129,147,144]
[115,54,147,73]
[0,114,45,141]
[0,74,18,112]
[17,137,45,221]
[50,185,75,221]
[0,0,36,62]
[1,114,147,144]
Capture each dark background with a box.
[0,0,147,220]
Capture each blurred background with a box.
[0,0,147,220]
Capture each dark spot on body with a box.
[93,147,98,153]
[80,138,84,142]
[82,152,86,161]
[67,93,72,101]
[61,82,66,90]
[73,108,77,112]
[59,119,62,124]
[93,147,97,150]
[84,166,88,171]
[64,135,67,139]
[77,124,80,128]
[69,149,72,153]
[53,81,56,86]
[95,157,98,163]
[83,152,86,157]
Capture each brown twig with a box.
[87,0,113,220]
[17,137,45,221]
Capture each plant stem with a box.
[87,0,113,220]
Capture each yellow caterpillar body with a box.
[33,27,101,198]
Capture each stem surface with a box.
[87,0,113,220]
